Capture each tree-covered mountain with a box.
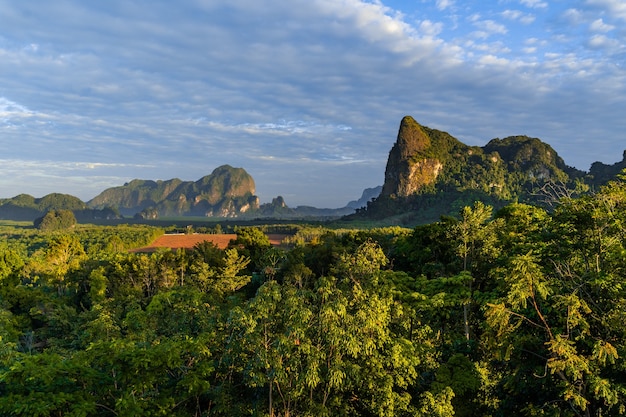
[244,196,355,219]
[0,165,356,221]
[88,165,260,218]
[89,165,358,220]
[0,193,119,222]
[588,150,626,184]
[355,116,626,223]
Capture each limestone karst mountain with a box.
[346,186,382,210]
[88,165,260,218]
[357,115,626,223]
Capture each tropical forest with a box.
[2,117,626,417]
[1,168,626,416]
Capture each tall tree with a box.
[484,175,626,415]
[451,201,500,341]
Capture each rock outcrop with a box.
[382,116,440,197]
[346,186,382,210]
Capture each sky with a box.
[1,0,625,208]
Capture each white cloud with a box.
[525,37,546,46]
[588,34,620,49]
[589,18,615,32]
[0,96,32,115]
[586,0,626,21]
[562,8,584,25]
[501,9,536,24]
[0,0,625,206]
[478,55,511,66]
[520,0,548,9]
[234,120,352,135]
[464,39,511,55]
[469,17,508,39]
[0,158,158,199]
[521,37,545,55]
[0,96,47,128]
[436,0,454,11]
[482,20,508,35]
[418,20,444,37]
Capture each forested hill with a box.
[356,115,626,223]
[0,193,118,222]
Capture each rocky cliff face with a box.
[382,117,434,197]
[88,165,260,217]
[381,116,470,198]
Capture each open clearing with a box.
[132,233,289,252]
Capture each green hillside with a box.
[0,193,89,221]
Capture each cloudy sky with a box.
[1,0,625,208]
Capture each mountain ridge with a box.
[88,165,259,218]
[356,115,625,223]
[1,116,624,223]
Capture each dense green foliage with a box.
[1,172,626,416]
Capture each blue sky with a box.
[1,0,625,208]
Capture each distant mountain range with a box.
[1,116,624,223]
[0,165,361,221]
[87,165,359,220]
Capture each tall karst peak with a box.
[361,115,618,224]
[381,116,463,198]
[395,116,431,159]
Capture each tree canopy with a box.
[1,172,626,416]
